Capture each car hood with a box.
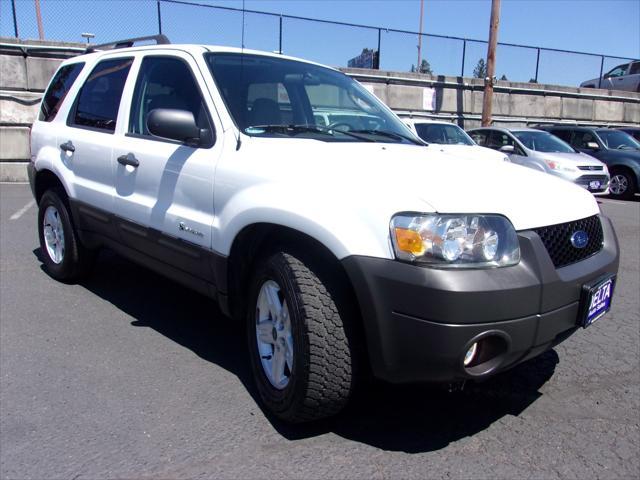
[426,144,507,162]
[530,151,605,166]
[238,138,599,231]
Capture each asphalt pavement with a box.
[1,183,639,479]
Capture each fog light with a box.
[463,342,478,366]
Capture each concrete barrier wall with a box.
[343,69,640,129]
[1,37,639,181]
[1,38,84,181]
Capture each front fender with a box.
[214,183,400,260]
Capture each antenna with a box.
[241,0,246,50]
[236,0,246,151]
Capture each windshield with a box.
[512,131,575,153]
[597,130,640,150]
[205,53,420,144]
[414,123,474,145]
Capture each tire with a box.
[246,250,355,423]
[608,169,636,200]
[38,188,95,281]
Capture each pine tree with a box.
[473,58,487,79]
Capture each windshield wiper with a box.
[351,129,428,146]
[245,124,376,142]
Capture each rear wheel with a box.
[609,169,636,200]
[246,250,355,423]
[38,189,95,281]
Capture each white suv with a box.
[29,36,620,423]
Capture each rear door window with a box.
[39,62,85,122]
[548,129,572,143]
[69,57,133,133]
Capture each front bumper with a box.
[342,215,619,383]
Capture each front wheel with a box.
[38,189,95,281]
[608,170,636,200]
[246,250,355,423]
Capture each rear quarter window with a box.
[38,62,85,122]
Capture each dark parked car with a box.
[618,127,640,142]
[540,126,640,200]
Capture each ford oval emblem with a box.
[570,230,589,249]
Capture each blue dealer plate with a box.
[579,275,615,328]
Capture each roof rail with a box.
[85,34,170,53]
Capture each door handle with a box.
[117,153,139,168]
[59,141,75,153]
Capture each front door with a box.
[112,53,223,281]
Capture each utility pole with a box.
[34,0,45,40]
[416,0,424,72]
[481,0,501,126]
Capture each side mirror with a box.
[499,145,515,153]
[147,109,205,146]
[585,141,600,150]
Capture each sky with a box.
[2,0,639,87]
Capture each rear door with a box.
[56,56,133,234]
[111,51,223,281]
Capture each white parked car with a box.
[29,36,619,423]
[468,127,611,195]
[402,118,510,162]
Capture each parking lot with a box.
[1,183,638,479]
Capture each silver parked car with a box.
[580,61,640,92]
[468,127,610,195]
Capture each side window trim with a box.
[126,54,216,149]
[66,56,134,134]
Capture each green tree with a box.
[410,59,433,75]
[419,59,433,75]
[473,58,487,79]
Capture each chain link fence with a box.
[1,0,636,88]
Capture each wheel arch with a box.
[609,163,639,190]
[225,222,358,320]
[34,169,69,204]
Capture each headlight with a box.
[390,214,520,268]
[544,159,576,172]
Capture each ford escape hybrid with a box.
[29,36,620,423]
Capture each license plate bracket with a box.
[578,274,615,328]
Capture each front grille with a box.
[576,175,608,185]
[533,215,604,268]
[577,165,604,171]
[575,175,609,191]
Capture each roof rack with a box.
[85,34,170,53]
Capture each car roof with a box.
[71,43,338,72]
[401,118,458,126]
[467,126,543,133]
[539,125,594,131]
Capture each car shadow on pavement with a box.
[37,248,560,454]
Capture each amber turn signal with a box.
[393,227,425,255]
